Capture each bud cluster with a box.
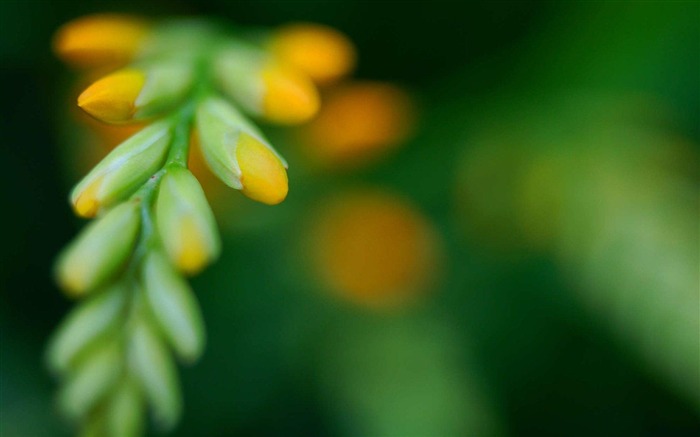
[49,14,357,437]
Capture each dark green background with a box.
[1,1,699,436]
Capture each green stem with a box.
[166,104,196,168]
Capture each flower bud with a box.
[106,376,145,437]
[196,97,289,204]
[143,251,206,362]
[269,23,356,84]
[128,314,182,432]
[53,14,150,68]
[55,202,140,296]
[58,340,123,421]
[70,120,172,217]
[156,167,220,274]
[78,62,193,123]
[214,44,319,124]
[47,283,127,376]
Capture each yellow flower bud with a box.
[78,63,193,123]
[156,167,220,274]
[53,14,150,68]
[71,120,172,217]
[55,202,140,296]
[214,44,319,124]
[236,132,289,205]
[261,63,320,124]
[195,97,289,204]
[269,23,356,84]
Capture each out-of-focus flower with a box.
[306,189,441,309]
[299,82,416,169]
[453,93,700,406]
[53,14,150,68]
[319,316,504,436]
[215,44,320,124]
[46,283,128,375]
[128,306,182,432]
[57,339,123,421]
[142,250,206,363]
[269,23,356,85]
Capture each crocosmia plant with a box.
[48,14,355,437]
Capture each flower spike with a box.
[50,15,361,437]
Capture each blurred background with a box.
[1,1,698,436]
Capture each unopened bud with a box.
[78,63,193,123]
[70,120,172,217]
[196,97,288,204]
[214,44,319,124]
[53,14,150,68]
[156,167,220,274]
[143,250,206,362]
[55,202,140,296]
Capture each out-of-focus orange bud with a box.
[53,14,150,68]
[307,190,441,310]
[300,82,416,170]
[261,62,320,125]
[270,23,356,85]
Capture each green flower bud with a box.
[70,120,172,217]
[55,202,141,297]
[46,283,127,376]
[143,250,206,362]
[156,166,220,274]
[196,97,289,205]
[214,43,319,124]
[57,339,123,421]
[106,376,145,437]
[128,314,182,432]
[133,61,194,119]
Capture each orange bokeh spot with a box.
[53,14,150,69]
[270,23,356,85]
[308,190,441,309]
[300,82,416,169]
